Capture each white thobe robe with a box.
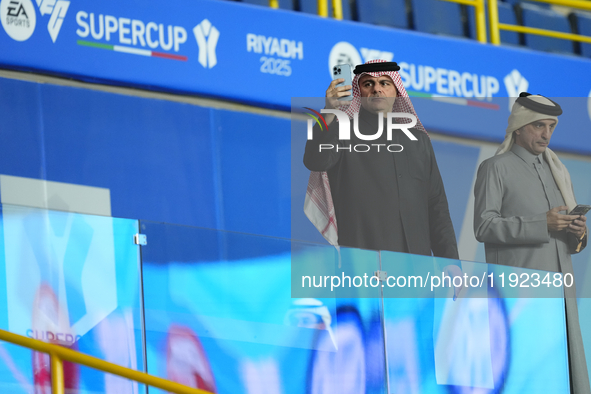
[474,144,589,394]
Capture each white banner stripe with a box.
[431,95,469,106]
[113,45,152,57]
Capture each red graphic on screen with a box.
[166,324,217,393]
[32,283,79,393]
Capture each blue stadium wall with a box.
[2,75,591,260]
[0,77,292,238]
[1,0,591,234]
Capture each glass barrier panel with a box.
[77,365,147,394]
[292,243,386,393]
[140,221,387,394]
[0,204,146,394]
[0,201,575,393]
[0,342,35,393]
[380,251,570,394]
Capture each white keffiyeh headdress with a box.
[496,93,576,211]
[304,59,427,245]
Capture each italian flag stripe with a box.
[78,40,113,50]
[152,51,188,61]
[77,40,188,61]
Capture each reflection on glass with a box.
[166,324,217,393]
[141,222,387,394]
[0,204,144,393]
[0,204,574,394]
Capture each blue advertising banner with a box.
[1,0,591,152]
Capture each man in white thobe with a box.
[474,93,589,394]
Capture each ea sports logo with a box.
[0,0,36,41]
[328,42,362,78]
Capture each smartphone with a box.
[569,204,591,216]
[332,64,353,102]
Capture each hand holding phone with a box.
[332,64,353,102]
[567,205,588,238]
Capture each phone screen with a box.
[569,205,591,216]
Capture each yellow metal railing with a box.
[316,0,343,19]
[268,0,343,19]
[270,0,591,48]
[489,0,591,45]
[0,329,212,394]
[270,0,485,40]
[441,0,488,43]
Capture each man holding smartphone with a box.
[473,93,589,394]
[304,59,459,260]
